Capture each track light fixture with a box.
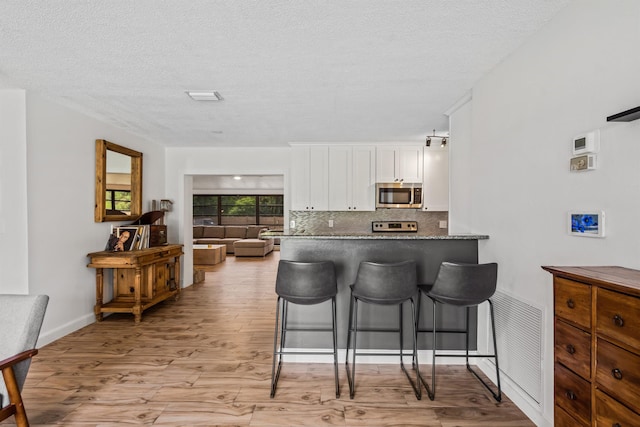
[426,129,448,147]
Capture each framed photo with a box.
[568,211,605,237]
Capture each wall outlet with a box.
[328,219,334,227]
[290,220,296,229]
[439,220,448,229]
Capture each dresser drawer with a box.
[555,277,591,329]
[555,404,589,427]
[596,339,640,411]
[596,389,640,427]
[597,288,640,350]
[555,362,591,425]
[555,319,591,379]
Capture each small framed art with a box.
[113,226,140,251]
[568,211,605,237]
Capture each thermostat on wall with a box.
[573,130,600,155]
[570,154,597,171]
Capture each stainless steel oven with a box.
[375,183,422,209]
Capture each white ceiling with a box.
[0,1,570,148]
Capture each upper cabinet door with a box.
[422,146,449,211]
[351,146,376,211]
[307,146,329,210]
[328,145,375,211]
[291,146,310,211]
[328,146,352,211]
[375,146,398,182]
[291,145,329,211]
[398,145,423,183]
[375,145,423,183]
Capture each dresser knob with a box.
[613,423,621,427]
[613,314,625,327]
[565,390,577,400]
[612,368,623,380]
[566,299,575,309]
[566,344,576,354]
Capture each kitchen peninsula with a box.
[277,233,488,351]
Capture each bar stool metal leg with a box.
[346,297,422,400]
[464,301,502,402]
[404,298,422,400]
[345,293,354,366]
[422,298,501,402]
[270,297,283,398]
[331,296,340,398]
[414,291,435,400]
[346,297,359,399]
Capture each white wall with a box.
[19,92,166,345]
[450,1,640,425]
[164,147,291,286]
[0,90,29,294]
[448,98,473,234]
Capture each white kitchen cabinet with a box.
[328,145,375,211]
[422,146,449,211]
[375,144,423,183]
[291,145,329,211]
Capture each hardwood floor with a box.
[4,252,534,426]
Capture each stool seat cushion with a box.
[276,260,337,305]
[351,261,418,305]
[427,262,498,307]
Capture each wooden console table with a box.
[87,244,183,323]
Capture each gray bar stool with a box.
[345,260,421,400]
[270,260,339,398]
[416,261,501,401]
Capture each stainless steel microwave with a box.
[375,183,422,209]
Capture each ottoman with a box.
[233,238,274,257]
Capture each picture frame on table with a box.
[114,226,140,251]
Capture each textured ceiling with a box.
[0,1,570,148]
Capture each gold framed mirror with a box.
[95,139,142,222]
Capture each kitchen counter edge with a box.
[265,233,488,240]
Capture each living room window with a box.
[193,195,283,225]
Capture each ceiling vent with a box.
[186,91,224,101]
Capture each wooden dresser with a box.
[543,266,640,426]
[87,244,183,323]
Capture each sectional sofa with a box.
[192,225,274,257]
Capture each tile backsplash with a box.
[289,210,448,236]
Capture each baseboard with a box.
[476,358,551,427]
[37,312,97,347]
[280,349,473,364]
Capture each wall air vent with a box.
[491,291,543,404]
